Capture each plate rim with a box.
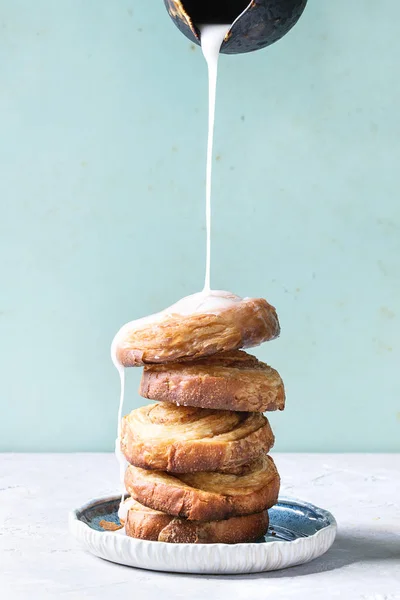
[69,494,337,550]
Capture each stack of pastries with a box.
[114,292,285,544]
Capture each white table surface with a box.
[0,453,399,600]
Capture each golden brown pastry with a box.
[120,402,275,473]
[125,454,280,521]
[112,291,280,367]
[123,498,269,544]
[140,350,285,412]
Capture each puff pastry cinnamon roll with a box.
[140,350,285,412]
[124,454,280,522]
[112,290,280,367]
[122,498,269,544]
[120,402,275,473]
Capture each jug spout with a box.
[164,0,308,55]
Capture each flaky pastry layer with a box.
[121,402,275,473]
[124,454,280,521]
[116,297,280,366]
[124,498,269,544]
[140,350,285,412]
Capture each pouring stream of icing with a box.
[112,23,232,520]
[200,24,231,293]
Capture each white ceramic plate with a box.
[69,495,337,574]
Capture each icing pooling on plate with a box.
[118,497,136,523]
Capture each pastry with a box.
[140,349,285,412]
[113,291,280,367]
[124,454,280,521]
[120,402,275,473]
[123,498,269,544]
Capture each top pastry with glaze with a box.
[112,290,280,367]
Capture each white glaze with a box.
[111,290,244,353]
[111,23,235,511]
[114,365,127,509]
[199,24,231,293]
[110,289,245,511]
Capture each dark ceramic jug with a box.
[164,0,308,54]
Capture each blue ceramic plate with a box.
[70,495,337,574]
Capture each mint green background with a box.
[1,1,399,452]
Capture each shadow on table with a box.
[229,527,400,580]
[143,527,400,580]
[104,527,400,580]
